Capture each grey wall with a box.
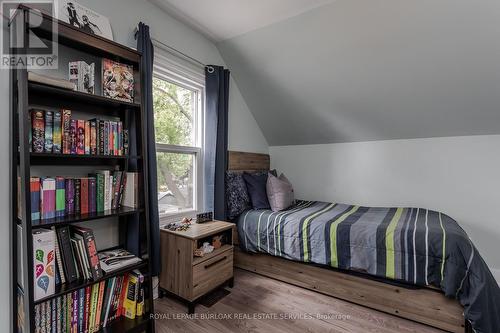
[218,0,500,146]
[270,135,500,285]
[0,1,267,331]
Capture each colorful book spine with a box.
[72,291,78,333]
[51,299,56,333]
[96,173,104,213]
[89,284,99,333]
[90,119,97,155]
[44,111,53,153]
[41,178,56,220]
[84,120,91,155]
[30,177,41,221]
[102,278,115,327]
[62,110,71,154]
[55,177,65,218]
[62,294,67,333]
[78,288,85,333]
[104,121,109,156]
[67,293,72,333]
[117,121,122,156]
[123,273,139,319]
[57,297,62,333]
[32,228,56,301]
[98,120,105,155]
[53,111,62,154]
[80,178,89,215]
[31,110,45,153]
[65,178,75,215]
[88,177,97,213]
[123,129,129,156]
[74,179,81,215]
[45,300,51,333]
[77,120,85,155]
[70,119,77,155]
[117,275,129,318]
[84,286,91,333]
[94,281,106,331]
[51,226,66,284]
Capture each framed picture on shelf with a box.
[56,0,113,40]
[102,59,135,103]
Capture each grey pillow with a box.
[226,171,251,219]
[266,172,295,212]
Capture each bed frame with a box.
[227,150,469,333]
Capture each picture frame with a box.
[56,0,113,40]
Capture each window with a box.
[153,55,204,218]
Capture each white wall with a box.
[0,1,268,331]
[270,135,500,284]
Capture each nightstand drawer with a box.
[192,248,233,299]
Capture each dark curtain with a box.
[205,66,230,220]
[133,22,161,275]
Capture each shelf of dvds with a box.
[11,6,154,333]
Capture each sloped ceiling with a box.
[218,0,500,146]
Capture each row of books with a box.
[20,226,142,301]
[30,109,129,156]
[34,271,145,333]
[19,171,139,222]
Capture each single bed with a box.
[227,151,500,333]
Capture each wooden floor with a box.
[154,269,446,333]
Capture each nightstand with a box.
[159,220,235,313]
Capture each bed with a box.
[227,151,500,333]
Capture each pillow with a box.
[266,173,295,212]
[242,171,276,210]
[226,171,251,219]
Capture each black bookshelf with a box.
[10,6,155,333]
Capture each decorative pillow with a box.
[266,173,295,212]
[242,171,275,210]
[226,171,251,219]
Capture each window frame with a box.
[153,50,205,222]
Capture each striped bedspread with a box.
[236,200,500,333]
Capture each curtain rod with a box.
[134,27,214,73]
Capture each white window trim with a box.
[153,47,205,223]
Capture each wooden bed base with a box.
[227,150,468,333]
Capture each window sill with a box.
[159,210,198,225]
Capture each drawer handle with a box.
[204,256,227,269]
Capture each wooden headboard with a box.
[228,151,270,172]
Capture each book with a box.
[51,226,66,284]
[88,177,97,213]
[65,178,75,215]
[74,179,81,214]
[40,178,56,220]
[135,271,144,317]
[32,228,56,301]
[123,272,139,319]
[71,291,78,333]
[55,177,65,218]
[122,172,139,209]
[62,110,71,154]
[78,289,85,333]
[90,119,97,155]
[44,111,53,153]
[84,120,91,155]
[56,226,78,283]
[80,178,89,215]
[77,120,85,155]
[95,173,105,213]
[84,286,91,333]
[31,109,45,153]
[98,249,141,274]
[70,238,86,280]
[102,59,134,102]
[53,111,62,154]
[102,278,115,327]
[73,226,102,280]
[88,283,99,333]
[70,119,77,154]
[69,61,95,94]
[123,129,129,155]
[104,121,109,156]
[94,281,106,331]
[98,120,105,155]
[30,177,41,221]
[28,71,76,90]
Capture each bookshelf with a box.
[10,6,154,333]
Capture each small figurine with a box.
[212,235,222,249]
[194,248,204,257]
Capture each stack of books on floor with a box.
[35,269,146,332]
[30,109,129,156]
[18,171,140,223]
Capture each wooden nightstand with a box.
[159,220,235,313]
